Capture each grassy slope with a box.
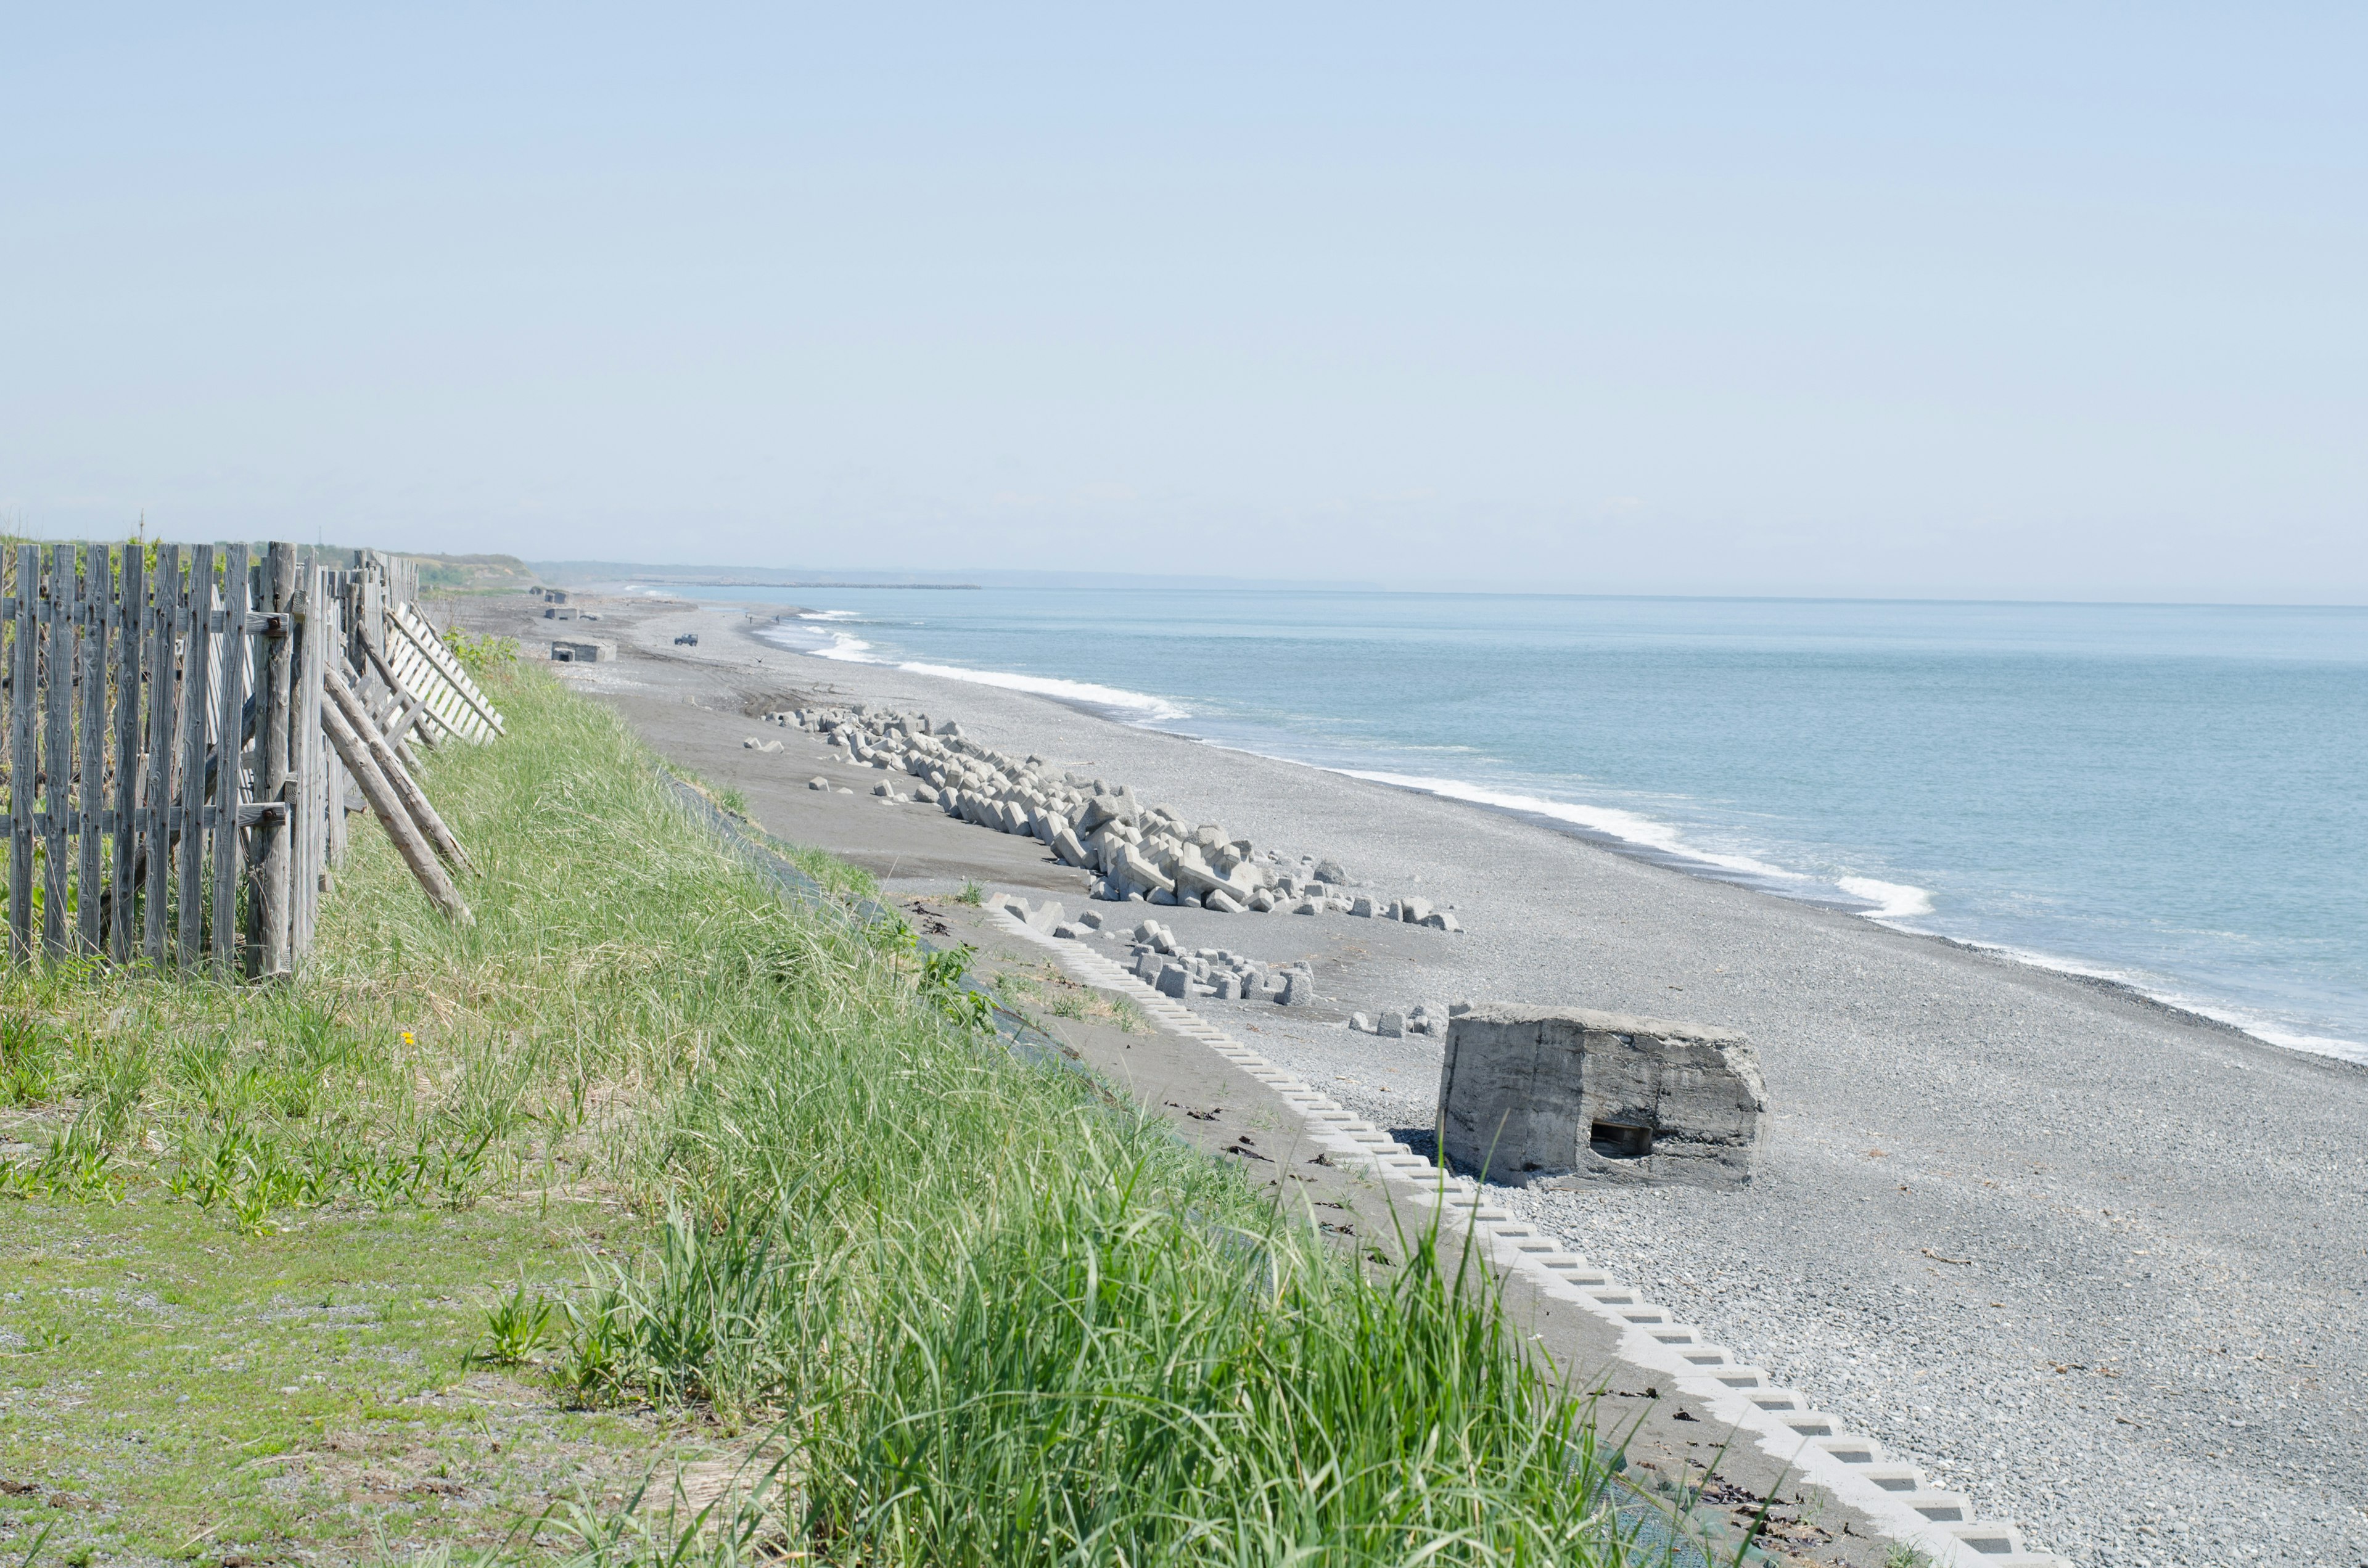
[2,668,1655,1568]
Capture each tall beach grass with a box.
[4,667,1690,1566]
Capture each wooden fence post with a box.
[41,544,72,956]
[109,545,141,963]
[252,543,296,979]
[291,553,327,962]
[142,543,179,964]
[76,543,107,954]
[211,541,250,974]
[10,544,36,963]
[174,543,215,965]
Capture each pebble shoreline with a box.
[551,601,2368,1567]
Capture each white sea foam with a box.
[1955,939,2368,1065]
[1340,770,1798,880]
[1836,876,1936,921]
[891,661,1189,721]
[798,609,861,621]
[755,624,1186,720]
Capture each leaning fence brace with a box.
[0,541,501,977]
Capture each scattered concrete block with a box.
[1421,911,1462,933]
[1400,897,1433,924]
[1156,964,1191,998]
[913,784,940,803]
[1378,1011,1406,1038]
[1350,896,1379,917]
[1203,888,1246,913]
[1349,1012,1373,1032]
[1213,974,1242,1001]
[1316,858,1350,884]
[1077,909,1105,930]
[871,782,893,797]
[808,778,829,790]
[1277,972,1312,1006]
[1438,1006,1768,1190]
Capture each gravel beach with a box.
[475,593,2368,1567]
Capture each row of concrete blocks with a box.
[985,901,2074,1568]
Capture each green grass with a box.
[1,668,1669,1567]
[0,1192,681,1564]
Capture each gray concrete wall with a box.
[1439,1004,1767,1189]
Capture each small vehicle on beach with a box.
[673,632,699,646]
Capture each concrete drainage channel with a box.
[989,900,2076,1568]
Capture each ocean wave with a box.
[1963,942,2368,1064]
[798,609,861,621]
[1339,770,1799,880]
[1836,876,1936,921]
[892,661,1190,721]
[757,623,878,661]
[754,624,1188,720]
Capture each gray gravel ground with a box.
[503,598,2368,1566]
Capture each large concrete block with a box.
[1437,1005,1767,1189]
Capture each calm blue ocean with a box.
[678,585,2368,1061]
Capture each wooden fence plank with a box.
[212,541,249,974]
[390,604,504,737]
[9,545,35,962]
[142,543,179,963]
[294,555,329,959]
[253,543,296,979]
[176,543,214,964]
[41,544,71,955]
[77,543,108,954]
[109,546,142,962]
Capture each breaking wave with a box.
[1338,770,1799,881]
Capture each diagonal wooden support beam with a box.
[318,695,471,925]
[324,665,473,875]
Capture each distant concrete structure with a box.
[543,604,580,620]
[1438,1004,1767,1189]
[549,638,616,663]
[541,588,571,603]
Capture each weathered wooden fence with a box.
[0,541,501,978]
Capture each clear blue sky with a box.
[3,6,2361,599]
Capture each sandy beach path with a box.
[459,592,2368,1568]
